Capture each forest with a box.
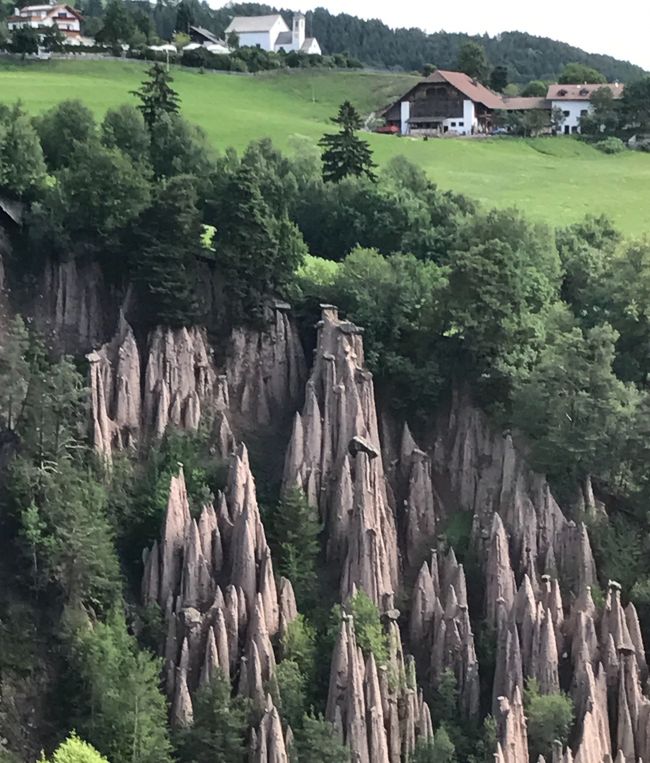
[1,0,645,83]
[1,65,650,762]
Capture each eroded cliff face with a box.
[88,304,305,462]
[117,304,650,762]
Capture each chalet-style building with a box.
[547,82,624,134]
[225,12,321,55]
[7,1,82,40]
[382,69,549,136]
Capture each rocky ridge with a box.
[124,305,650,761]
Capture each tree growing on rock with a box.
[524,678,574,761]
[319,101,376,183]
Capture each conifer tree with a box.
[132,64,181,130]
[319,101,376,183]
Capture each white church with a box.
[225,12,321,55]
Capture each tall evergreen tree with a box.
[130,174,201,327]
[319,101,376,183]
[132,64,181,130]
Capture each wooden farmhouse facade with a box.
[382,69,548,136]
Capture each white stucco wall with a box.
[552,100,592,133]
[400,101,411,135]
[237,31,273,50]
[462,100,476,135]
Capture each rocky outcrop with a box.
[226,301,306,429]
[326,601,433,762]
[282,306,398,604]
[34,258,114,353]
[430,389,597,591]
[142,446,298,724]
[409,548,480,721]
[89,306,304,461]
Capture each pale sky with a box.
[218,0,650,71]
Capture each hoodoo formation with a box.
[81,302,650,761]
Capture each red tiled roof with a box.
[500,96,550,111]
[427,69,504,109]
[547,83,624,100]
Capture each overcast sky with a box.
[221,0,650,71]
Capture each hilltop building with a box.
[382,69,546,136]
[224,12,321,55]
[547,82,624,134]
[383,69,627,137]
[7,1,82,40]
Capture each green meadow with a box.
[1,58,649,234]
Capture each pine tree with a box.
[132,64,181,130]
[319,101,376,183]
[175,671,248,763]
[214,163,306,319]
[273,488,321,609]
[131,175,201,327]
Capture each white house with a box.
[224,12,321,55]
[547,82,624,134]
[7,1,82,39]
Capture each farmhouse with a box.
[7,1,82,40]
[224,12,321,55]
[382,70,546,136]
[547,82,624,134]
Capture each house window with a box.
[580,109,588,116]
[563,110,570,117]
[450,122,456,127]
[458,121,464,127]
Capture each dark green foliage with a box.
[558,62,606,84]
[319,101,376,183]
[329,247,448,413]
[213,160,306,319]
[445,209,561,399]
[9,457,121,611]
[521,80,548,97]
[556,214,620,326]
[307,10,644,82]
[622,77,650,133]
[457,41,489,82]
[602,239,650,386]
[524,679,574,761]
[489,65,508,92]
[96,0,136,47]
[293,156,474,263]
[34,99,96,171]
[41,24,66,52]
[334,590,389,665]
[100,104,151,167]
[175,671,248,763]
[148,111,215,181]
[129,174,201,327]
[70,610,173,763]
[430,668,459,727]
[589,514,646,595]
[276,659,308,730]
[412,727,457,762]
[294,713,349,763]
[0,102,46,200]
[132,64,181,131]
[9,26,38,57]
[513,315,639,495]
[272,489,321,609]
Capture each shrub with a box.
[595,137,625,154]
[524,678,574,760]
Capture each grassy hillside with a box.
[1,59,649,234]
